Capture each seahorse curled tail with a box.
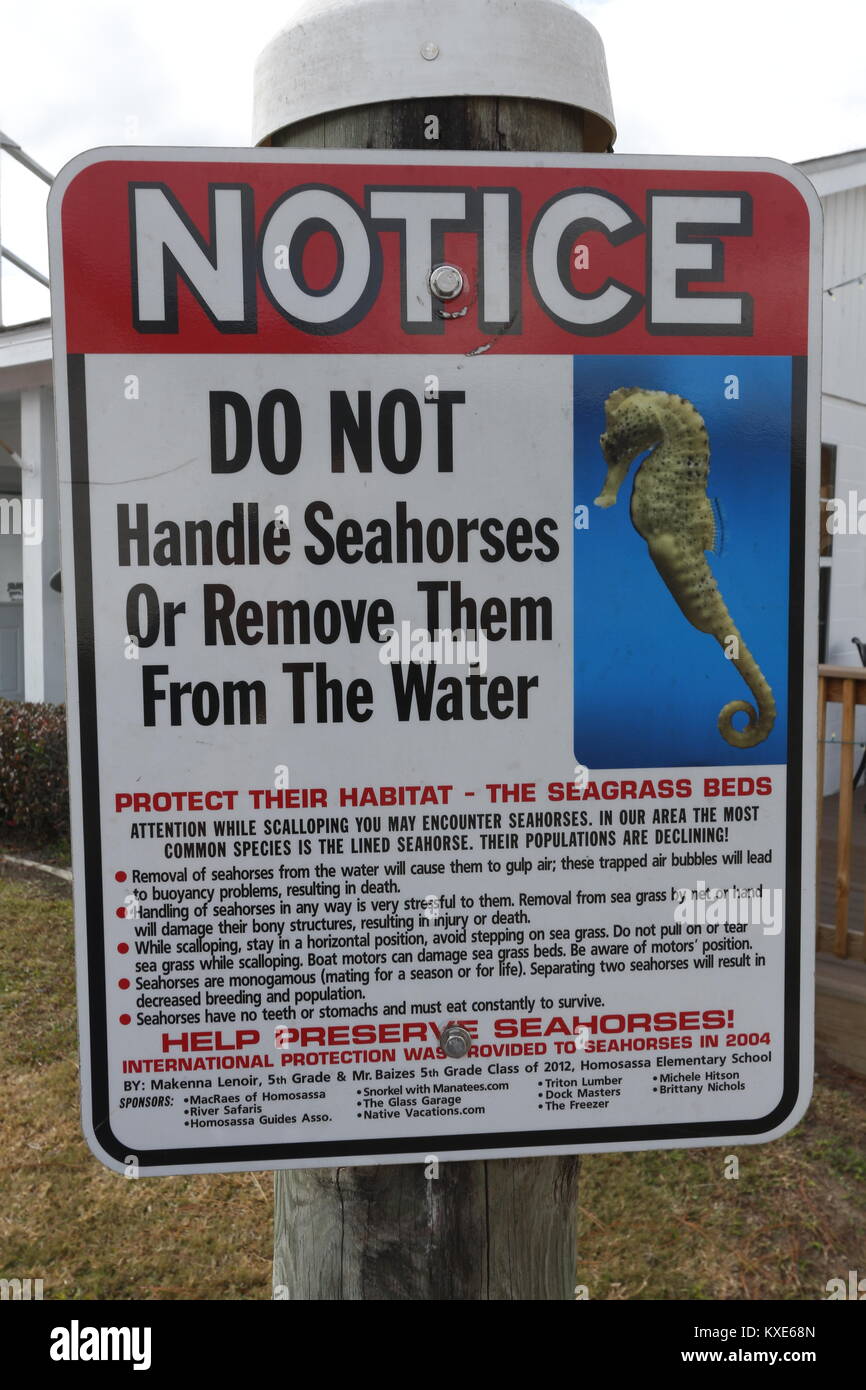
[716,635,778,749]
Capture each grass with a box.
[576,1072,866,1300]
[1,860,864,1301]
[0,870,271,1300]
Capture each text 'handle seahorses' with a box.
[593,387,776,749]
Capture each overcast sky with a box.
[2,0,864,323]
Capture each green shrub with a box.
[0,699,69,842]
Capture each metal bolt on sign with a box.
[429,264,465,300]
[439,1024,473,1059]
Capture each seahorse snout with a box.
[595,435,629,507]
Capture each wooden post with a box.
[274,1153,582,1301]
[260,0,615,1301]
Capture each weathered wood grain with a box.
[266,96,588,153]
[270,91,586,1303]
[274,1156,581,1300]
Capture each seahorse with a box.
[593,387,776,749]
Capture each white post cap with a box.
[253,0,616,148]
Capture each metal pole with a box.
[0,131,54,185]
[1,247,50,288]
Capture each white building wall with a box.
[822,187,866,406]
[814,179,866,793]
[0,322,59,703]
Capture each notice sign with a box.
[49,150,820,1174]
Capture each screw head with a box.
[420,41,440,61]
[429,263,465,301]
[440,1024,473,1059]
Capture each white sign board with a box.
[48,150,820,1173]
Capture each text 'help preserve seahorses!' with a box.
[594,387,776,749]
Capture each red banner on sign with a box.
[59,160,811,357]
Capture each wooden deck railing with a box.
[817,664,866,959]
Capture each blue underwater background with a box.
[573,355,791,769]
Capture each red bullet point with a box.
[117,943,129,954]
[116,907,125,919]
[115,871,127,883]
[118,978,130,990]
[119,1014,131,1025]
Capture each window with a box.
[818,443,836,663]
[819,443,837,559]
[819,568,831,664]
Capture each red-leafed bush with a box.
[0,699,69,842]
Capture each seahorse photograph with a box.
[573,356,792,769]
